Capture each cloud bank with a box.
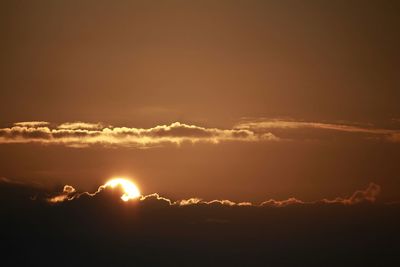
[0,121,277,148]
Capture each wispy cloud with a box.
[235,119,400,142]
[0,121,277,148]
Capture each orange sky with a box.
[0,0,399,203]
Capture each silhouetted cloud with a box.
[0,121,277,148]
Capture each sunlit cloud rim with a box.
[48,182,381,207]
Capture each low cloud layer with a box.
[48,181,381,207]
[0,121,277,148]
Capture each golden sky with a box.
[0,0,399,203]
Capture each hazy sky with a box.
[1,0,399,202]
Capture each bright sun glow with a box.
[104,178,141,201]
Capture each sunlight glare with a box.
[104,178,141,201]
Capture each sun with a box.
[104,178,141,201]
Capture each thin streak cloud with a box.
[235,119,400,142]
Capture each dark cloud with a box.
[0,178,399,267]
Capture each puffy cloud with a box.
[0,121,277,148]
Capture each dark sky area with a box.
[1,0,399,124]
